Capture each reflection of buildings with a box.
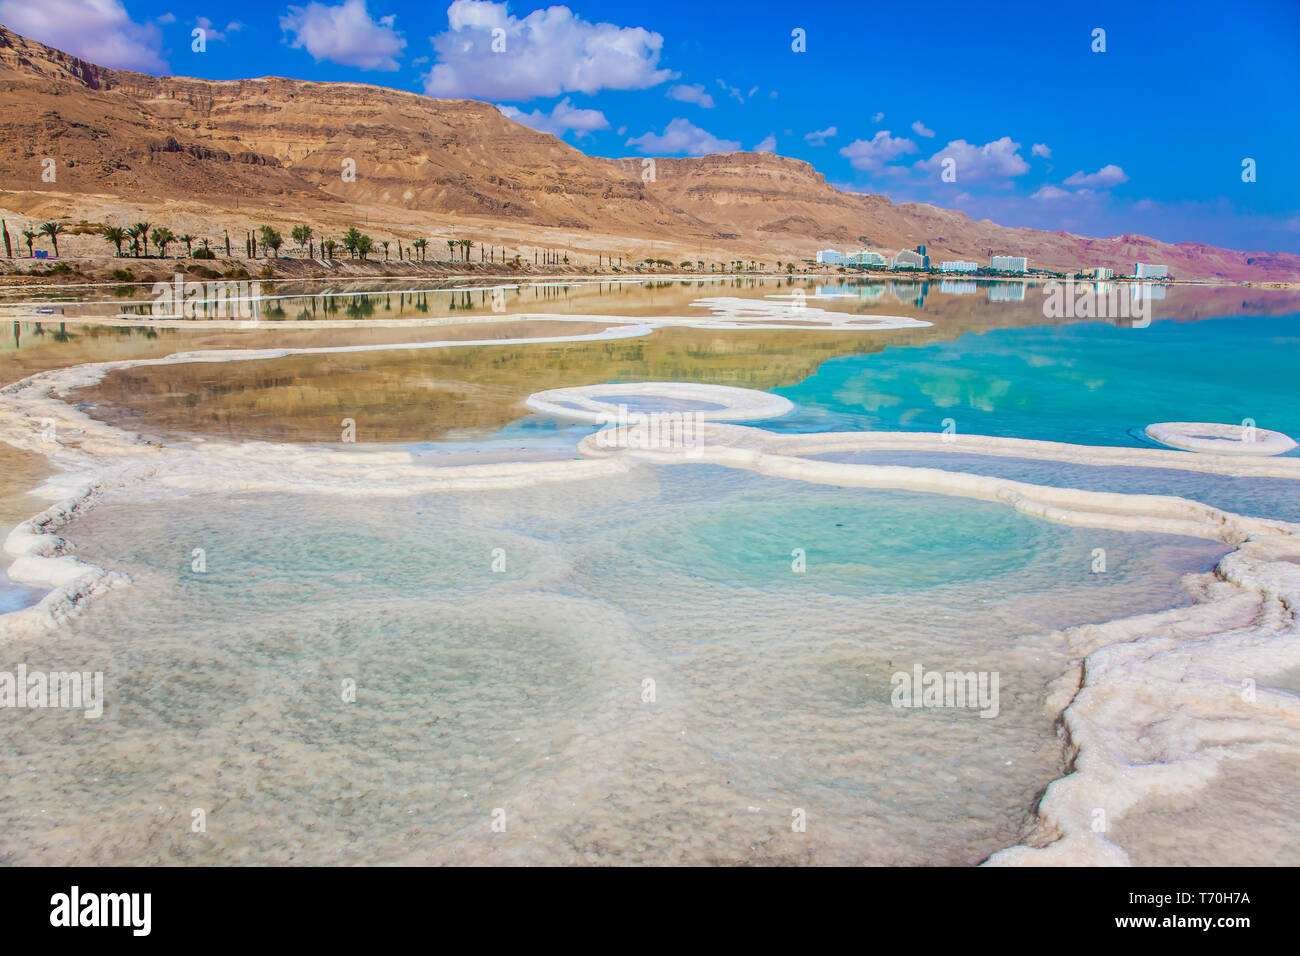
[988,282,1027,302]
[1134,262,1169,279]
[940,260,978,272]
[939,279,978,295]
[889,279,929,307]
[990,255,1028,273]
[1132,281,1166,300]
[816,249,847,265]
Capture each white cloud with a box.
[911,120,935,138]
[915,137,1030,183]
[195,17,243,42]
[804,125,837,146]
[716,78,747,104]
[424,0,674,100]
[667,83,715,108]
[157,12,176,24]
[1031,143,1051,158]
[871,111,884,123]
[280,0,405,71]
[1031,185,1070,200]
[752,133,776,153]
[0,0,167,70]
[626,118,740,156]
[497,97,609,138]
[1063,163,1129,188]
[839,131,918,171]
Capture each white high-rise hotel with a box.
[990,256,1028,273]
[1134,262,1169,279]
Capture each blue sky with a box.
[3,0,1298,253]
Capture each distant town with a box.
[812,245,1171,281]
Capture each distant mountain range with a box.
[1,23,1296,282]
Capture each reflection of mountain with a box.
[64,280,1300,443]
[3,24,1299,282]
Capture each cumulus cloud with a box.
[804,126,837,146]
[1063,163,1129,188]
[0,0,167,71]
[497,97,609,138]
[1030,185,1070,200]
[915,137,1030,183]
[626,118,740,156]
[911,120,935,138]
[667,83,715,108]
[280,0,406,71]
[424,0,674,100]
[839,131,918,171]
[1031,143,1051,158]
[752,133,776,153]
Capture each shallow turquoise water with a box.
[0,467,1227,864]
[769,314,1300,448]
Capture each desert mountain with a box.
[1,23,1295,281]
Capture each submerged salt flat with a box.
[0,466,1229,865]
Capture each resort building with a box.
[1086,266,1115,279]
[816,249,847,265]
[893,249,925,269]
[990,255,1028,273]
[1134,262,1169,279]
[848,250,888,267]
[940,260,978,273]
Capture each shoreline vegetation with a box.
[0,219,1291,292]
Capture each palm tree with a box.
[132,222,153,257]
[356,234,373,260]
[446,239,456,261]
[382,240,390,260]
[19,228,36,257]
[38,221,66,257]
[102,226,128,257]
[178,233,195,256]
[259,226,283,258]
[412,238,428,262]
[199,238,212,255]
[150,227,175,257]
[461,239,474,261]
[342,227,363,258]
[291,224,313,256]
[323,238,336,260]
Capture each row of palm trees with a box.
[10,221,68,257]
[101,222,199,258]
[11,218,779,274]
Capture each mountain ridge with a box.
[1,23,1295,281]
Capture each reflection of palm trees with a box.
[344,296,376,319]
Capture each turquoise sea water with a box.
[0,468,1228,865]
[768,314,1300,448]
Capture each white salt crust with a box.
[1145,421,1298,456]
[2,349,1299,866]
